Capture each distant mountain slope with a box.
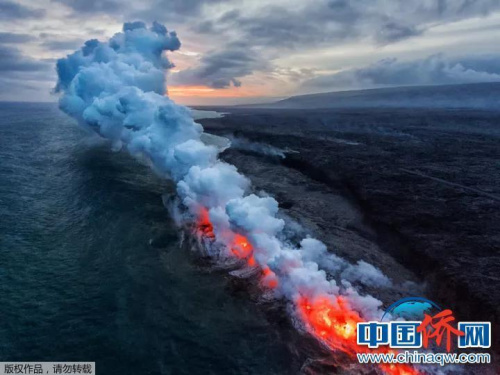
[248,82,500,110]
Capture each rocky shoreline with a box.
[198,107,500,358]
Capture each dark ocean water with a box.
[0,102,295,374]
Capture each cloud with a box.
[171,44,269,88]
[375,22,422,44]
[41,38,85,51]
[2,0,500,101]
[0,45,51,73]
[52,0,120,14]
[54,0,230,19]
[302,54,500,92]
[204,0,500,49]
[0,45,54,101]
[0,0,45,20]
[153,0,230,16]
[180,1,500,91]
[0,32,35,43]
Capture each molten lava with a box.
[297,296,361,353]
[261,266,279,289]
[196,207,418,375]
[198,207,215,239]
[297,296,419,375]
[231,233,253,259]
[197,208,261,269]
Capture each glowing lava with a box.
[196,207,418,375]
[197,207,215,239]
[298,296,419,375]
[297,296,361,353]
[197,207,265,270]
[261,266,279,289]
[231,233,253,259]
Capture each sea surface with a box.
[0,102,295,374]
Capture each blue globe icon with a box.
[382,297,441,321]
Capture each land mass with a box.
[197,102,500,361]
[241,82,500,110]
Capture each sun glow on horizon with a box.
[168,84,267,97]
[166,84,279,106]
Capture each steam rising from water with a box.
[55,22,415,373]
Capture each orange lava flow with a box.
[196,207,278,290]
[297,296,419,375]
[297,296,361,353]
[261,266,279,289]
[198,207,215,239]
[196,207,416,374]
[231,233,253,259]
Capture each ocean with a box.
[0,102,295,374]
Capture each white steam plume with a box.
[55,21,393,343]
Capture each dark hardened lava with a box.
[197,107,500,363]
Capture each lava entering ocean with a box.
[297,297,418,375]
[196,208,418,375]
[55,21,420,374]
[196,207,278,288]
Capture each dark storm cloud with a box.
[193,20,214,33]
[0,45,51,74]
[171,44,269,88]
[302,54,500,92]
[196,5,353,48]
[0,32,35,43]
[134,0,234,22]
[0,0,45,20]
[54,0,231,19]
[52,0,120,14]
[375,22,422,44]
[205,0,500,48]
[181,0,500,89]
[154,0,229,16]
[41,39,85,51]
[0,45,56,101]
[237,6,352,47]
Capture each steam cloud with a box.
[227,134,287,158]
[55,21,396,354]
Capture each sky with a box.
[1,0,500,105]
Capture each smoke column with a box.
[55,22,417,375]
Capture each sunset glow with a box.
[168,86,218,96]
[168,84,268,101]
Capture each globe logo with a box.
[381,297,442,321]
